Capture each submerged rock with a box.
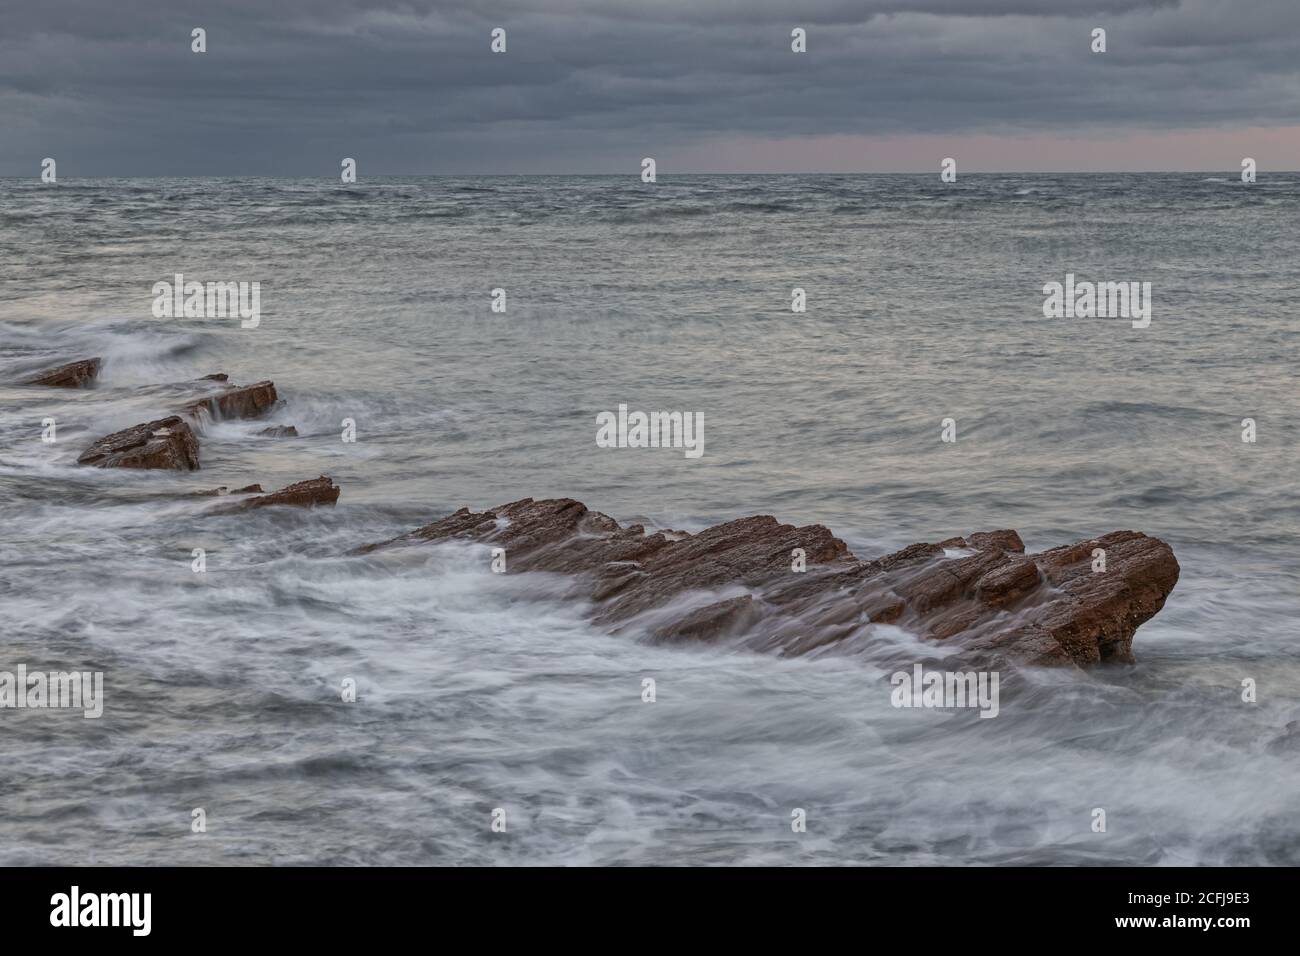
[257,425,298,438]
[182,380,278,421]
[357,497,1179,670]
[22,358,101,388]
[192,483,265,497]
[210,476,339,513]
[77,416,200,470]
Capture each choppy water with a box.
[1,174,1297,865]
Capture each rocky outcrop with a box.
[210,476,339,514]
[74,373,281,472]
[357,497,1179,670]
[182,380,278,421]
[77,416,200,470]
[22,358,101,388]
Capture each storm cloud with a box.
[2,0,1298,174]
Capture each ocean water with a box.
[0,173,1297,865]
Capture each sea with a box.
[1,173,1296,865]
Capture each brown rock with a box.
[182,380,278,421]
[973,555,1041,608]
[257,425,298,438]
[967,530,1025,553]
[78,416,199,470]
[211,476,339,514]
[357,498,1179,670]
[22,358,101,388]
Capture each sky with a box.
[2,0,1299,175]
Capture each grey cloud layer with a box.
[2,0,1297,173]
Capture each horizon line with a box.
[3,169,1294,179]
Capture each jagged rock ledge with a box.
[356,497,1180,670]
[21,358,102,388]
[76,416,200,470]
[181,379,278,421]
[209,476,339,514]
[76,375,279,470]
[62,373,330,513]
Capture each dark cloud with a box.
[1,0,1297,174]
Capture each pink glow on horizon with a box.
[668,126,1300,173]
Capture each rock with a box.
[257,425,298,438]
[77,416,200,470]
[973,555,1041,608]
[182,380,278,421]
[22,358,101,388]
[210,476,339,514]
[192,483,264,497]
[199,373,229,382]
[357,497,1179,670]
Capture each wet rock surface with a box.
[77,416,200,470]
[73,372,287,477]
[181,380,278,421]
[210,476,339,513]
[358,497,1179,670]
[21,358,101,388]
